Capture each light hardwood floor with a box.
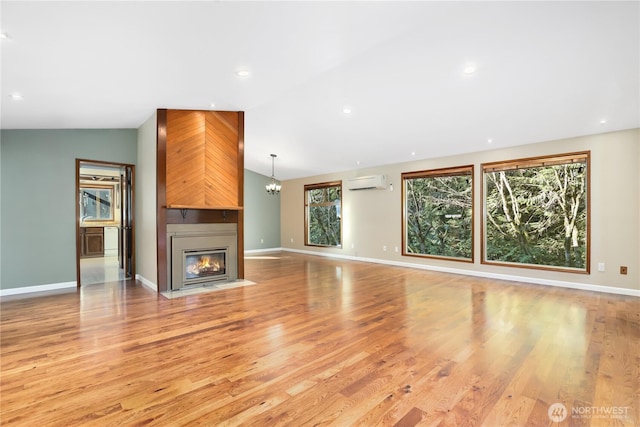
[1,252,638,426]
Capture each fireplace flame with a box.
[199,256,219,270]
[186,255,222,275]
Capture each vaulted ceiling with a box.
[1,1,638,179]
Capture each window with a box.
[81,186,114,221]
[402,165,474,261]
[482,152,589,272]
[305,181,342,247]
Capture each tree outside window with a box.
[482,152,589,272]
[402,166,474,261]
[305,181,342,247]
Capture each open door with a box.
[120,165,135,278]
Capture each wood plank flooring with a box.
[1,252,638,426]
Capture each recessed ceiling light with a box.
[356,160,360,165]
[487,138,493,144]
[10,93,23,101]
[411,151,416,157]
[342,107,352,114]
[463,64,477,75]
[599,119,607,125]
[0,33,9,40]
[209,103,216,108]
[235,70,250,77]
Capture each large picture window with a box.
[402,165,474,261]
[482,152,589,272]
[305,181,342,247]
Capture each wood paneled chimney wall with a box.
[156,109,245,292]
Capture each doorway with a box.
[76,159,135,286]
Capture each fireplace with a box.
[167,223,237,290]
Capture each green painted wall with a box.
[0,129,137,289]
[244,169,281,251]
[0,128,280,291]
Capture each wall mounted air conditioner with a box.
[346,174,387,191]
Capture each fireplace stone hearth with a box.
[167,223,238,291]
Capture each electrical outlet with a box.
[383,245,387,252]
[260,238,264,244]
[620,266,628,275]
[290,238,294,243]
[394,246,399,253]
[598,262,605,272]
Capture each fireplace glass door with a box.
[183,248,227,285]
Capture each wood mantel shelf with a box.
[166,205,243,210]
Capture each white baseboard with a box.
[0,281,77,297]
[280,248,640,298]
[135,274,157,292]
[4,252,636,298]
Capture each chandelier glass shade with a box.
[266,154,281,195]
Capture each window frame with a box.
[304,180,343,248]
[481,151,590,274]
[80,185,115,222]
[402,165,474,262]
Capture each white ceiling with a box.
[1,1,638,180]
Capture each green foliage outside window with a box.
[483,155,588,270]
[306,183,341,246]
[404,167,473,260]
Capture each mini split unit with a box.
[346,174,387,191]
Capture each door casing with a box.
[76,159,135,287]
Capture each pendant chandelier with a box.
[265,154,281,195]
